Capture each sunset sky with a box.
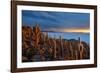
[22,10,90,43]
[22,10,90,33]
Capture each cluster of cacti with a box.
[22,25,90,62]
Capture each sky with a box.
[22,10,90,33]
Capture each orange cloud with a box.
[63,28,90,33]
[44,28,90,33]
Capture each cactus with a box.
[59,35,64,59]
[69,42,74,60]
[53,36,57,59]
[32,24,41,48]
[75,50,78,60]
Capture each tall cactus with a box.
[59,35,64,59]
[53,35,57,59]
[69,42,73,60]
[78,37,84,59]
[32,24,41,48]
[78,37,81,51]
[75,50,78,60]
[80,43,84,59]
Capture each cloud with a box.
[22,10,90,30]
[42,27,89,33]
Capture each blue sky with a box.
[22,10,90,33]
[22,10,90,43]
